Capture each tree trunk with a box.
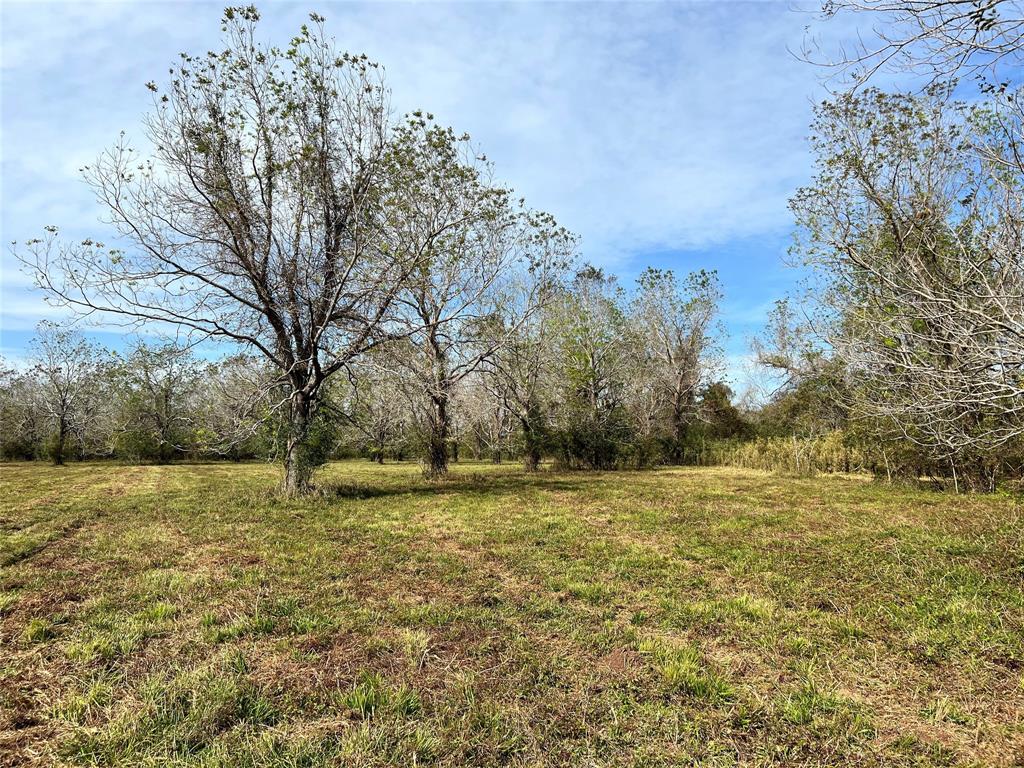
[53,417,67,466]
[426,394,450,478]
[282,394,315,496]
[158,390,173,464]
[522,418,542,472]
[523,447,540,471]
[670,394,686,465]
[157,425,172,464]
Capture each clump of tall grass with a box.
[697,431,1017,490]
[698,432,871,477]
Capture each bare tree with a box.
[807,0,1024,85]
[455,374,515,463]
[385,117,575,477]
[29,323,107,465]
[199,354,278,460]
[477,252,573,471]
[791,86,1024,488]
[801,0,1024,488]
[340,353,410,463]
[752,299,819,391]
[479,321,555,471]
[629,268,722,463]
[17,8,419,494]
[0,363,48,460]
[752,299,849,437]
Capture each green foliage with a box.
[755,365,848,439]
[547,268,636,469]
[111,343,201,463]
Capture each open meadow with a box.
[8,0,1024,765]
[1,461,1022,767]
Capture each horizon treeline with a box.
[0,263,750,473]
[7,4,1024,493]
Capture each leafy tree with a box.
[549,267,634,469]
[698,382,753,440]
[113,342,201,463]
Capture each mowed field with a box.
[1,462,1022,767]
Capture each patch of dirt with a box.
[0,652,62,768]
[596,647,641,676]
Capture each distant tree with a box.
[549,267,634,469]
[698,382,752,439]
[629,268,723,462]
[752,300,819,390]
[18,8,419,495]
[29,323,107,465]
[0,363,47,460]
[386,117,574,477]
[340,353,410,463]
[114,341,201,463]
[479,253,573,471]
[198,354,278,460]
[750,299,848,436]
[457,374,515,463]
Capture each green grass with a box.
[1,460,1022,766]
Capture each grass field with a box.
[1,461,1022,767]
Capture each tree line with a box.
[0,263,746,477]
[9,2,1024,492]
[8,6,749,492]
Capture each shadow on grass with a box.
[312,469,591,501]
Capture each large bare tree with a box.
[19,8,422,494]
[791,87,1024,488]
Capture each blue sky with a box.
[0,0,857,392]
